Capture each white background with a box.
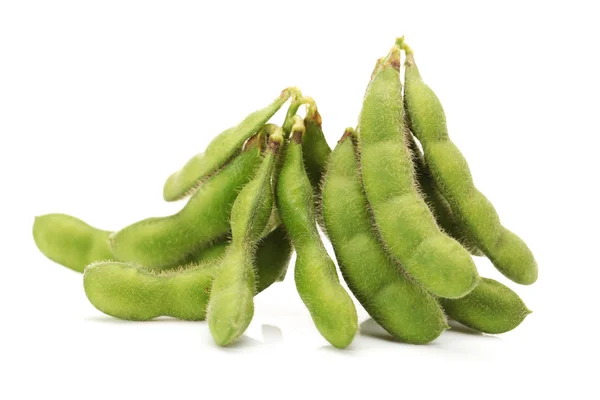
[1,1,599,399]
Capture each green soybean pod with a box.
[401,41,538,285]
[84,226,292,321]
[322,129,448,344]
[207,132,282,346]
[407,134,483,256]
[357,45,479,299]
[109,133,264,270]
[162,88,296,201]
[33,213,235,273]
[302,97,332,192]
[440,278,532,334]
[277,117,358,349]
[33,214,113,273]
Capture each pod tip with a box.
[395,36,405,48]
[339,127,356,143]
[384,45,401,71]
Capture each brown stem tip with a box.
[339,127,356,143]
[268,129,284,152]
[291,130,303,144]
[386,45,401,71]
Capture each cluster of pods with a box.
[33,38,536,348]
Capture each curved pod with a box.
[322,130,447,344]
[357,45,479,299]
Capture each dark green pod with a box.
[302,98,331,192]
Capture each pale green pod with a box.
[407,134,483,256]
[277,118,358,349]
[162,88,295,201]
[110,134,264,270]
[33,214,113,273]
[207,132,282,346]
[357,45,479,299]
[401,41,538,285]
[33,213,235,273]
[440,278,532,334]
[84,226,292,321]
[322,130,447,344]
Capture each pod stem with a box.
[282,90,307,137]
[397,37,415,66]
[279,86,302,105]
[290,115,305,141]
[303,96,322,127]
[268,127,284,152]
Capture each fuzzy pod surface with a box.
[277,118,358,349]
[109,135,264,270]
[207,133,282,346]
[322,130,448,344]
[407,134,482,256]
[163,89,293,201]
[33,214,113,273]
[440,278,531,334]
[84,226,291,321]
[402,44,537,285]
[302,99,332,192]
[356,45,479,299]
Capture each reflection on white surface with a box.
[359,318,397,343]
[447,319,483,336]
[261,324,283,344]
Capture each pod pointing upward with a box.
[356,44,479,299]
[401,40,538,285]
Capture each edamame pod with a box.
[302,97,332,192]
[162,88,295,201]
[322,129,447,344]
[84,226,292,321]
[401,41,538,285]
[357,45,479,299]
[33,214,113,273]
[407,134,483,256]
[110,133,264,270]
[207,131,282,346]
[277,117,358,349]
[439,278,532,334]
[33,213,234,273]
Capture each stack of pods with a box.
[33,38,536,348]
